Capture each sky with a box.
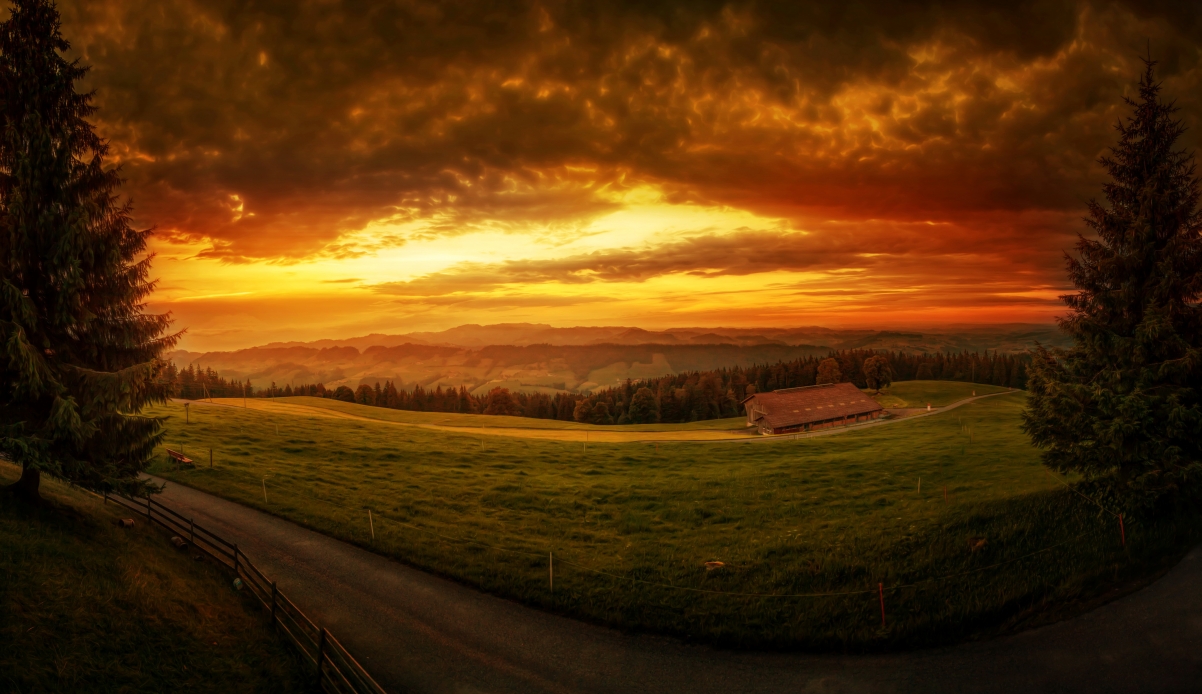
[48,0,1202,351]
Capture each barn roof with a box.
[741,382,883,430]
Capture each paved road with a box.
[151,476,1202,694]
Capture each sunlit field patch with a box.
[209,380,1012,443]
[145,386,1201,650]
[872,381,1010,409]
[213,395,753,440]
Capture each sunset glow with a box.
[54,1,1202,350]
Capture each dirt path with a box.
[151,476,1202,694]
[180,390,1015,444]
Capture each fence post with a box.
[234,544,240,574]
[271,581,278,626]
[878,583,886,628]
[190,518,195,546]
[146,497,152,522]
[316,627,327,684]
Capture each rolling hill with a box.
[167,323,1068,394]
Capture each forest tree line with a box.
[158,362,252,400]
[167,349,1027,426]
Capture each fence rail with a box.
[105,490,386,694]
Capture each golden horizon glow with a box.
[57,1,1202,351]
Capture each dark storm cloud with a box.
[57,0,1202,262]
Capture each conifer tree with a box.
[1023,60,1202,508]
[0,0,177,500]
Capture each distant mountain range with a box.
[167,323,1068,394]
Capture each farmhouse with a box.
[741,382,885,435]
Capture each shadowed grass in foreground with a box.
[146,389,1202,650]
[0,464,303,693]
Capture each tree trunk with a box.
[7,464,41,501]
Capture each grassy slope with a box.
[238,396,750,431]
[221,379,1009,434]
[873,380,1011,408]
[200,380,1008,445]
[0,464,303,693]
[204,398,755,442]
[146,388,1202,650]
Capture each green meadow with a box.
[0,462,303,693]
[260,395,750,431]
[145,385,1202,650]
[872,381,1011,408]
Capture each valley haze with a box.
[168,322,1066,394]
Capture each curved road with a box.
[151,476,1202,694]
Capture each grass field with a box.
[0,463,303,693]
[230,395,752,431]
[145,385,1202,650]
[204,397,757,442]
[206,380,1010,444]
[872,381,1011,408]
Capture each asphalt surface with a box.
[149,476,1202,694]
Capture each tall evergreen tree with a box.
[1023,60,1202,508]
[0,0,177,499]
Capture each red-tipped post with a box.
[878,583,886,628]
[1119,514,1126,547]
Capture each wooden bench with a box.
[165,448,194,467]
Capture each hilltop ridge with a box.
[167,323,1066,395]
[232,322,1064,352]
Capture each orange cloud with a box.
[55,0,1202,349]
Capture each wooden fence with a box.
[105,491,387,694]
